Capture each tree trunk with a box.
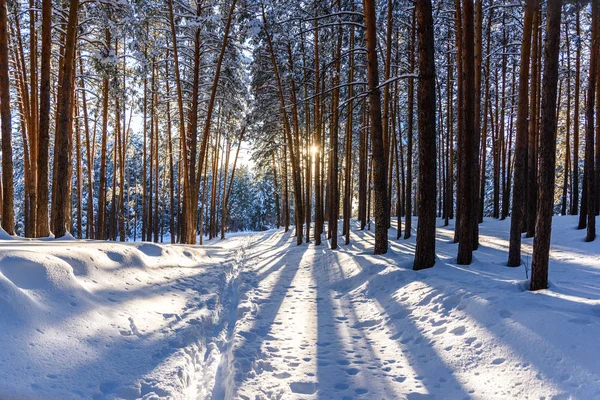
[526,8,541,237]
[0,0,14,234]
[508,0,536,267]
[51,0,78,237]
[584,0,598,242]
[363,0,388,254]
[530,0,562,291]
[414,0,437,270]
[405,9,415,240]
[572,7,581,216]
[457,0,476,265]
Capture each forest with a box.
[0,0,598,286]
[1,0,600,398]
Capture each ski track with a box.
[1,216,599,399]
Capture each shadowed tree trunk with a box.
[405,9,415,240]
[530,0,562,291]
[343,11,355,246]
[526,7,541,237]
[363,0,388,254]
[584,0,598,242]
[36,0,51,237]
[414,0,437,270]
[508,0,536,267]
[457,0,476,265]
[0,0,14,235]
[573,7,581,216]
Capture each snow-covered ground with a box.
[0,217,599,399]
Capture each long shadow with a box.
[371,279,474,399]
[212,242,307,398]
[325,253,402,398]
[314,248,357,399]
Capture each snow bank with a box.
[0,238,244,400]
[0,216,599,399]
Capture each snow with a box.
[0,216,599,399]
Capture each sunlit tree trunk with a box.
[0,0,14,234]
[51,0,79,237]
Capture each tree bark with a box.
[51,0,78,237]
[0,0,14,234]
[457,0,476,265]
[530,0,562,291]
[363,0,388,254]
[405,9,415,240]
[508,0,536,267]
[584,0,598,242]
[414,0,437,270]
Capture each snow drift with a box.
[0,216,599,399]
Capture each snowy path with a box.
[214,217,600,399]
[1,216,599,399]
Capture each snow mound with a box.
[0,227,16,240]
[0,252,82,293]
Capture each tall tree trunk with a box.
[79,55,94,239]
[530,0,562,290]
[572,7,581,216]
[472,0,482,246]
[526,8,541,237]
[313,3,323,244]
[167,0,190,243]
[453,0,463,243]
[446,32,454,226]
[414,0,437,270]
[98,30,110,240]
[405,9,415,240]
[51,0,78,237]
[358,100,367,230]
[562,19,571,216]
[479,2,493,223]
[343,13,355,245]
[300,28,312,243]
[75,93,83,238]
[457,0,476,265]
[382,0,393,229]
[0,0,14,234]
[508,0,536,267]
[584,0,598,242]
[363,0,388,254]
[329,0,342,249]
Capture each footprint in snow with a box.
[464,337,476,346]
[499,309,513,319]
[289,381,317,394]
[432,327,447,335]
[450,325,466,336]
[491,357,506,365]
[334,382,349,390]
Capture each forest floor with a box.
[0,216,599,399]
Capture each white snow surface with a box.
[0,216,599,399]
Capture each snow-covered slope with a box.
[0,216,599,399]
[0,237,248,399]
